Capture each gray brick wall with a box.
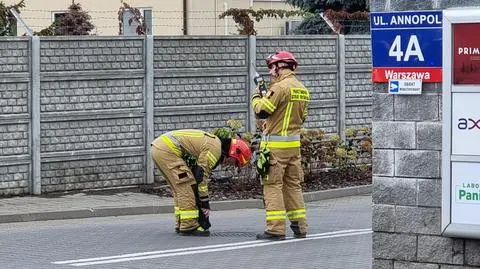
[154,76,247,107]
[0,123,29,156]
[0,82,29,114]
[346,104,372,129]
[154,113,247,137]
[0,39,29,73]
[345,36,371,65]
[0,35,372,195]
[40,118,144,152]
[345,72,372,98]
[0,39,31,196]
[298,72,338,100]
[256,36,338,68]
[40,79,144,112]
[37,37,147,194]
[371,0,480,268]
[0,164,29,196]
[345,36,372,131]
[153,37,247,69]
[40,37,144,72]
[304,107,338,133]
[41,156,144,193]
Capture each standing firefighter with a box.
[151,129,251,236]
[252,51,310,240]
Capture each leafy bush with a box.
[211,120,372,186]
[211,119,244,140]
[293,13,334,35]
[218,8,305,36]
[323,9,370,34]
[300,127,372,182]
[0,0,25,36]
[286,0,370,35]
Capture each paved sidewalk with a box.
[0,184,371,223]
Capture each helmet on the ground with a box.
[229,139,252,167]
[266,51,298,70]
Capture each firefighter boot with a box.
[175,214,180,233]
[256,232,286,241]
[290,221,307,238]
[175,218,180,233]
[179,226,210,237]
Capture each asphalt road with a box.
[0,195,372,269]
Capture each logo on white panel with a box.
[457,118,480,130]
[456,183,480,204]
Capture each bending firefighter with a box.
[151,129,251,236]
[252,51,310,240]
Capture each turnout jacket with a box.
[251,70,310,148]
[151,129,221,201]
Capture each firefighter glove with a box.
[193,166,205,184]
[200,199,210,210]
[255,148,270,177]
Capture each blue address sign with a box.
[370,10,443,82]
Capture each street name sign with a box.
[370,10,443,83]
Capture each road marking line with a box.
[53,228,371,267]
[53,228,367,264]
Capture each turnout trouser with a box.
[151,141,200,232]
[261,147,308,235]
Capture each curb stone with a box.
[0,184,372,224]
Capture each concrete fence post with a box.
[31,36,41,195]
[145,35,154,184]
[248,35,256,133]
[337,34,346,142]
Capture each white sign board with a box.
[452,93,480,155]
[388,79,422,94]
[452,162,480,225]
[442,9,480,239]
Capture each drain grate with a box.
[210,231,257,238]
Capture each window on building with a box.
[51,11,67,23]
[140,8,153,35]
[10,20,17,36]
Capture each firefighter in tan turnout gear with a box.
[252,51,310,240]
[151,129,251,236]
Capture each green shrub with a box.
[211,120,372,184]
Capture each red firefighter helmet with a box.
[266,51,298,70]
[229,139,252,167]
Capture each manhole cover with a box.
[210,232,257,238]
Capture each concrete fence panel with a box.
[0,34,372,196]
[0,38,31,196]
[38,36,147,193]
